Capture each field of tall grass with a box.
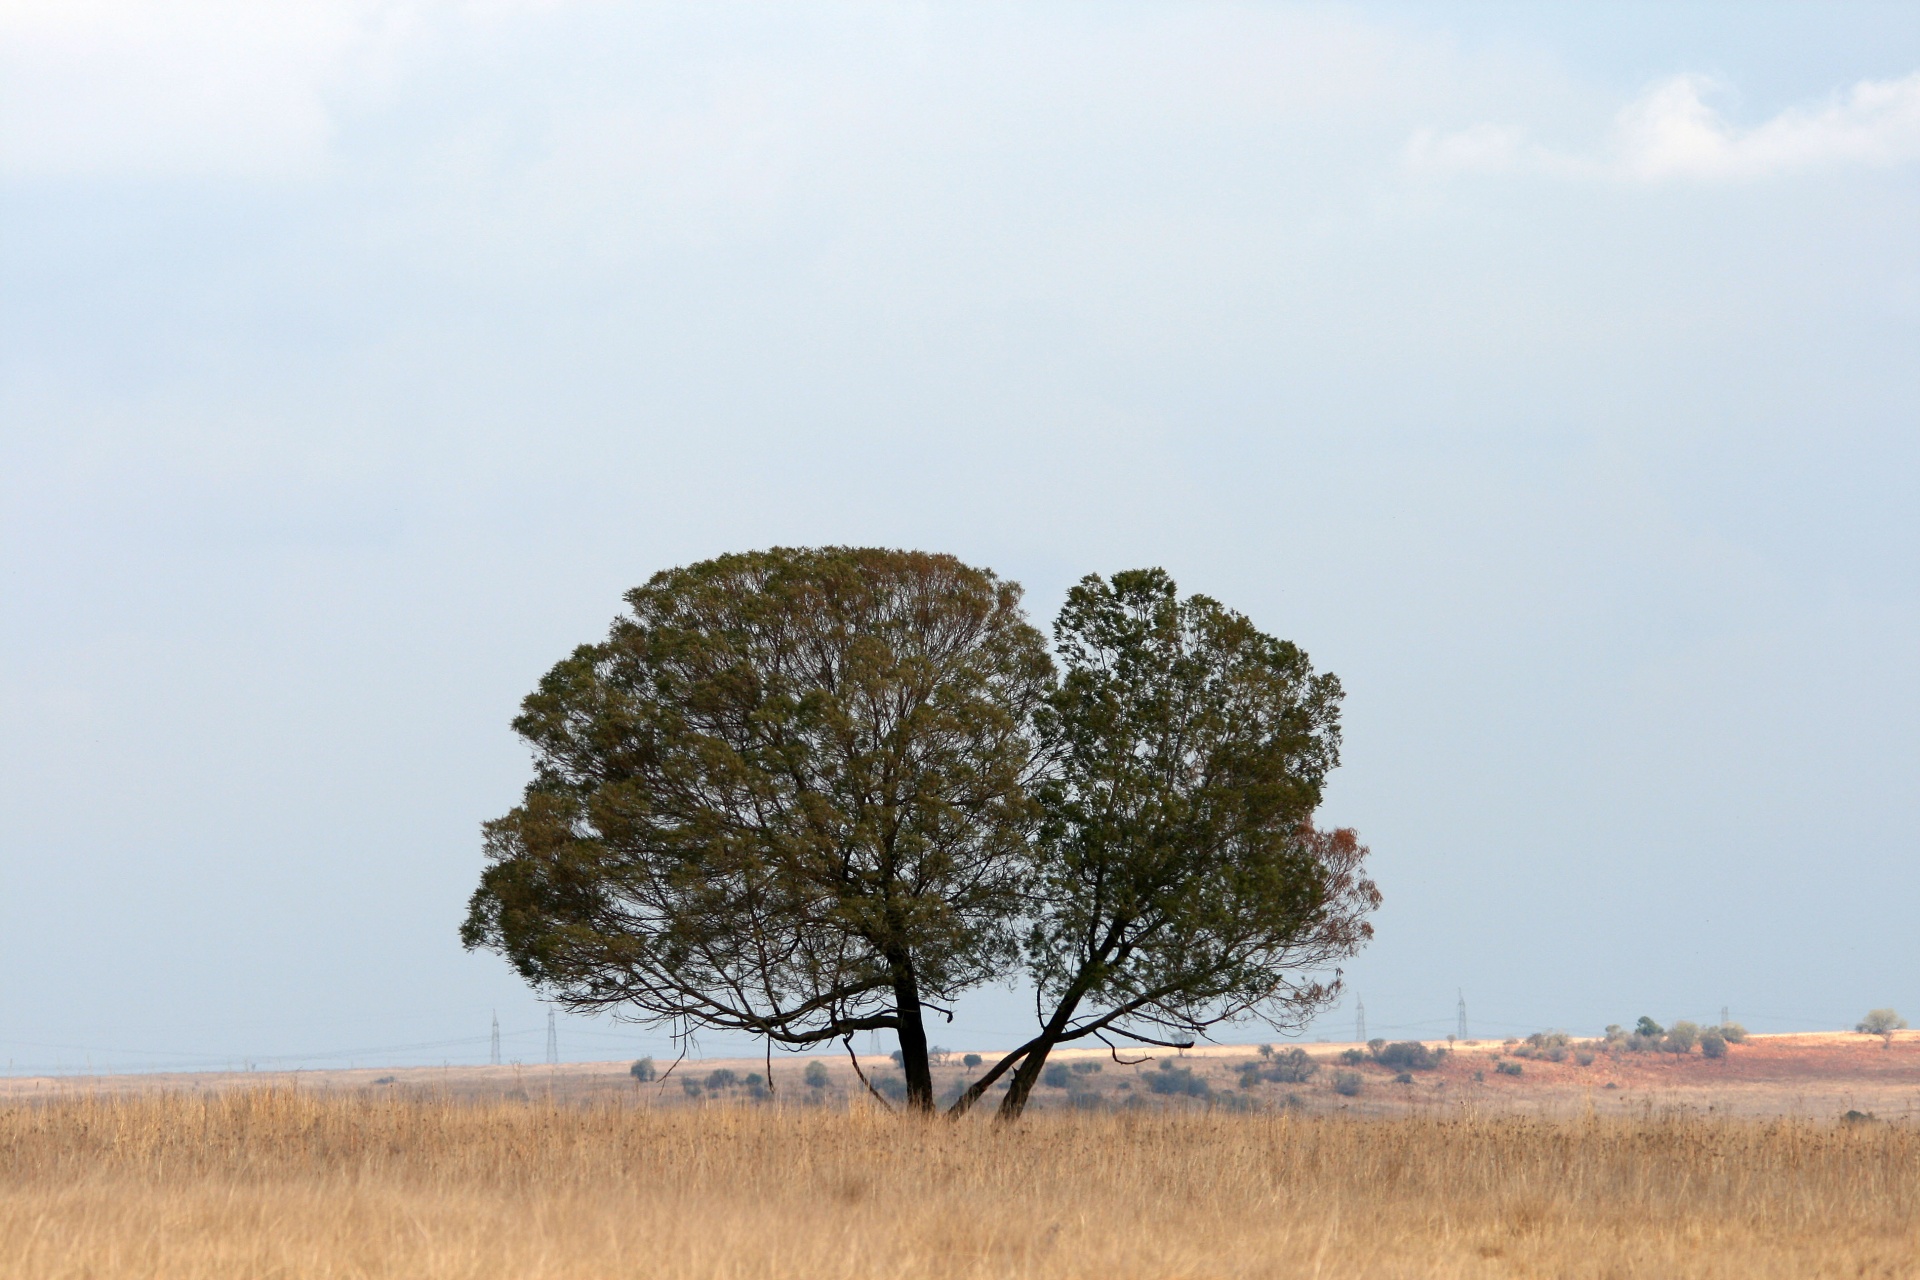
[1,1088,1915,1278]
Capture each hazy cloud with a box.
[1410,70,1920,182]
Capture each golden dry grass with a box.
[2,1089,1916,1278]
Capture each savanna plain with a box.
[4,1035,1919,1279]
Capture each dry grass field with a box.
[3,1086,1917,1279]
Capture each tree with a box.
[461,547,1054,1111]
[1857,1008,1907,1042]
[951,569,1379,1119]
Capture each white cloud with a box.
[1410,70,1920,183]
[0,0,562,178]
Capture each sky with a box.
[3,1,1918,1074]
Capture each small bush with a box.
[1634,1017,1664,1039]
[962,1053,983,1069]
[1574,1050,1596,1067]
[1373,1041,1444,1071]
[1331,1071,1364,1097]
[1268,1048,1318,1083]
[871,1072,908,1103]
[1394,1071,1414,1084]
[1070,1060,1102,1075]
[1339,1049,1368,1066]
[1146,1066,1210,1098]
[1857,1009,1907,1036]
[705,1068,738,1090]
[1715,1023,1748,1044]
[1700,1033,1727,1060]
[681,1077,702,1097]
[1042,1063,1072,1089]
[804,1061,830,1089]
[1663,1021,1700,1054]
[629,1058,656,1082]
[1495,1061,1523,1076]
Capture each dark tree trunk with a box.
[996,989,1087,1120]
[890,961,936,1111]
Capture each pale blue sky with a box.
[4,2,1918,1071]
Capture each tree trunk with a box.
[996,989,1087,1120]
[890,961,935,1112]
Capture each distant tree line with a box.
[462,547,1379,1118]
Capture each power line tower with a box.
[1721,1006,1730,1029]
[1457,990,1469,1041]
[490,1011,501,1066]
[545,1009,558,1066]
[1355,999,1367,1045]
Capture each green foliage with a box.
[1331,1070,1364,1096]
[1857,1009,1907,1036]
[1634,1017,1664,1039]
[1372,1041,1444,1071]
[987,569,1375,1121]
[1715,1023,1747,1044]
[1069,1060,1102,1075]
[1339,1048,1368,1066]
[803,1061,830,1089]
[1700,1032,1726,1060]
[1241,1047,1319,1084]
[705,1069,738,1090]
[1494,1060,1523,1076]
[1663,1021,1700,1054]
[459,547,1055,1113]
[1042,1063,1072,1089]
[962,1053,982,1069]
[1146,1062,1211,1098]
[629,1058,656,1082]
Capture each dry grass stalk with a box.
[1,1088,1915,1278]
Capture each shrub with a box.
[1042,1063,1072,1089]
[962,1053,983,1069]
[1574,1050,1596,1067]
[804,1061,830,1089]
[1269,1048,1318,1083]
[1857,1009,1908,1036]
[1700,1033,1726,1060]
[681,1077,702,1097]
[889,1050,904,1067]
[1394,1072,1414,1084]
[1634,1017,1664,1039]
[1663,1022,1700,1054]
[1070,1060,1102,1075]
[927,1047,951,1067]
[1331,1071,1364,1097]
[871,1072,908,1103]
[1495,1061,1523,1076]
[1715,1023,1747,1044]
[629,1058,657,1082]
[1373,1041,1444,1071]
[1146,1066,1210,1098]
[1367,1038,1386,1055]
[705,1069,738,1090]
[1339,1049,1368,1066]
[1258,1044,1274,1057]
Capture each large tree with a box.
[952,569,1379,1118]
[461,547,1054,1110]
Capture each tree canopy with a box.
[952,569,1378,1118]
[464,552,1378,1117]
[461,546,1054,1110]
